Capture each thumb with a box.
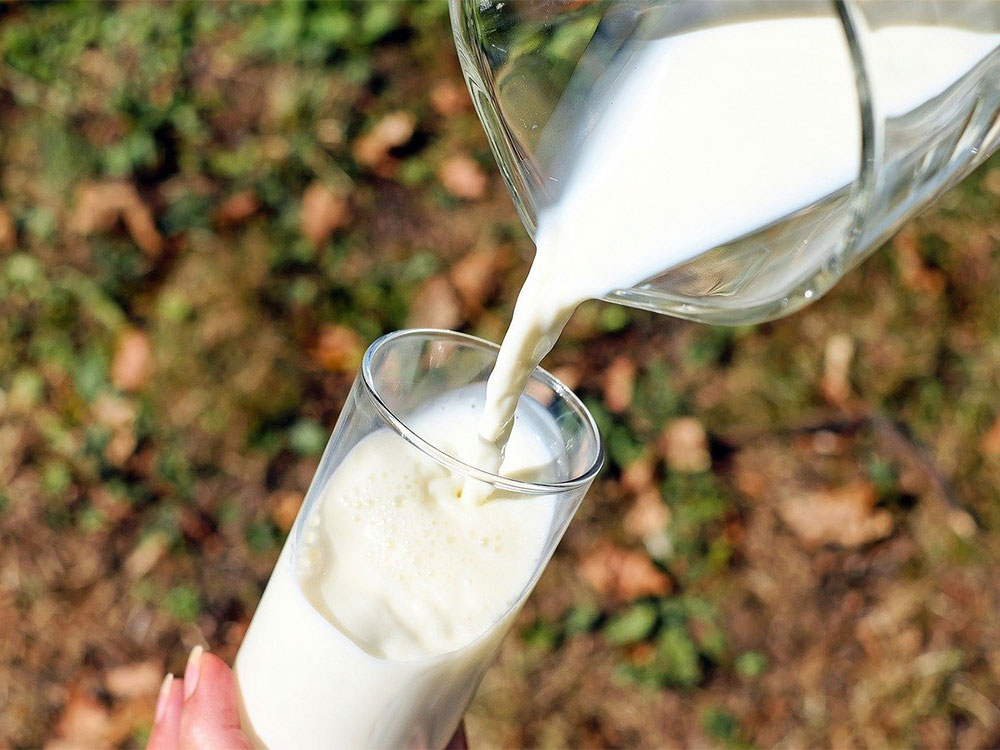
[179,647,253,750]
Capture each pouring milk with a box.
[235,14,1000,749]
[467,17,1000,488]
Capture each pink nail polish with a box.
[183,645,203,700]
[154,673,173,723]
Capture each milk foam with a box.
[296,389,556,660]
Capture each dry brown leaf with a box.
[300,181,350,247]
[981,415,1000,456]
[429,80,471,117]
[124,532,169,578]
[984,169,1000,196]
[352,111,416,176]
[92,394,137,466]
[548,364,581,391]
[621,452,656,495]
[893,228,945,297]
[777,479,893,548]
[438,154,488,200]
[603,356,636,413]
[0,204,16,252]
[178,508,211,541]
[70,181,163,257]
[104,661,162,698]
[312,324,364,373]
[315,118,345,147]
[820,333,855,405]
[214,190,260,227]
[579,541,672,601]
[449,246,507,313]
[624,488,671,540]
[110,329,152,392]
[269,490,304,533]
[47,686,110,750]
[407,275,463,329]
[660,417,711,473]
[88,486,130,523]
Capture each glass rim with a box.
[360,328,605,496]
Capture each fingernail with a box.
[155,673,173,723]
[183,645,203,700]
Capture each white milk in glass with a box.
[235,389,559,749]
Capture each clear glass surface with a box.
[451,0,1000,324]
[233,329,603,749]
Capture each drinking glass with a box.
[233,329,603,749]
[451,0,1000,324]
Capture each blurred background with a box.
[2,2,1000,748]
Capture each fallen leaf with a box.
[214,190,260,227]
[70,181,163,257]
[660,417,710,473]
[0,204,16,251]
[300,181,350,248]
[621,452,656,495]
[449,246,507,313]
[315,118,345,147]
[110,329,152,392]
[603,356,635,413]
[47,686,110,750]
[438,154,488,200]
[125,532,169,578]
[624,487,671,540]
[984,169,1000,196]
[777,479,893,547]
[269,489,304,533]
[92,393,136,428]
[178,508,211,541]
[92,394,138,466]
[352,111,416,176]
[820,333,854,405]
[893,228,945,297]
[104,661,162,698]
[88,487,130,523]
[407,275,463,329]
[548,364,581,391]
[312,324,364,373]
[733,460,768,500]
[429,80,470,116]
[981,415,1000,456]
[579,541,672,601]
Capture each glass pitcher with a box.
[450,0,1000,325]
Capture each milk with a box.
[234,388,560,749]
[472,18,1000,474]
[234,15,1000,748]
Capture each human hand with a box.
[147,646,468,750]
[147,646,252,750]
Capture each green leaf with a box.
[522,620,562,651]
[735,650,768,678]
[604,602,658,645]
[702,707,740,743]
[288,419,328,456]
[360,4,400,44]
[599,305,630,333]
[654,625,702,687]
[164,585,202,623]
[246,520,281,555]
[564,603,601,635]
